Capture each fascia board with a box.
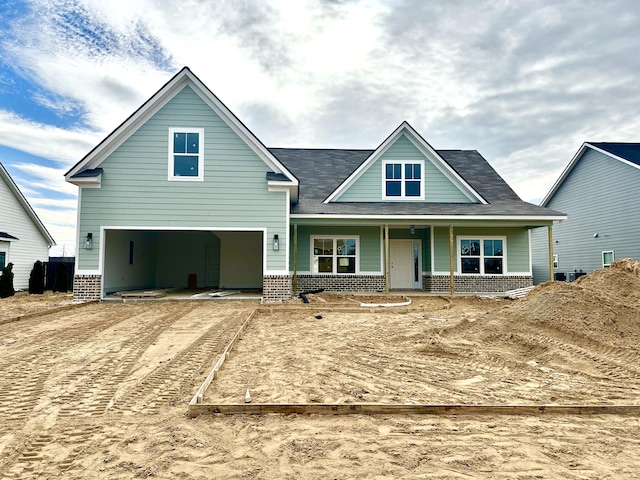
[324,121,485,204]
[65,71,190,179]
[0,162,56,246]
[290,213,567,222]
[64,68,299,186]
[585,143,640,172]
[186,72,299,186]
[540,143,589,206]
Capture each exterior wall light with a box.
[410,225,415,235]
[84,232,93,250]
[273,234,279,251]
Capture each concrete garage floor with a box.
[103,288,264,302]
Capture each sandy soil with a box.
[1,261,640,478]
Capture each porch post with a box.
[293,224,298,295]
[548,225,554,282]
[449,225,455,296]
[384,224,390,294]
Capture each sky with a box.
[1,0,640,256]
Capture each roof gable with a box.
[0,162,55,246]
[324,122,486,204]
[541,142,640,206]
[65,67,298,186]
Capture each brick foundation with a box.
[294,274,386,294]
[73,274,102,302]
[262,275,292,303]
[423,274,532,293]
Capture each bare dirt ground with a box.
[1,261,640,479]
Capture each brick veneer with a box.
[295,274,386,294]
[73,274,102,302]
[262,275,292,303]
[423,274,532,293]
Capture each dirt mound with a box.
[503,260,640,348]
[446,260,640,351]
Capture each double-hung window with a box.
[169,128,204,181]
[312,237,358,274]
[383,161,424,199]
[459,237,505,275]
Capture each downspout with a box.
[449,225,455,296]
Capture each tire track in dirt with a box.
[112,310,248,414]
[54,302,199,418]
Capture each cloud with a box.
[0,110,97,166]
[1,0,640,259]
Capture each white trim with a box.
[379,226,385,273]
[381,160,425,200]
[325,121,485,204]
[457,235,507,275]
[389,238,422,289]
[168,127,204,181]
[291,213,567,222]
[541,142,640,207]
[68,175,102,188]
[74,188,81,274]
[432,271,531,277]
[528,229,533,272]
[310,235,360,275]
[0,161,56,246]
[65,68,298,186]
[75,269,102,275]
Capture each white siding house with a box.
[0,162,56,289]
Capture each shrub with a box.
[53,262,68,293]
[0,263,15,298]
[29,260,45,294]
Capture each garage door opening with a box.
[103,229,263,297]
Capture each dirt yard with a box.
[1,261,640,479]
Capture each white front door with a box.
[390,240,420,289]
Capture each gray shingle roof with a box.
[269,148,564,218]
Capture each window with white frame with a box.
[553,254,558,269]
[0,251,5,269]
[383,161,424,199]
[312,237,358,274]
[602,250,614,267]
[168,128,204,181]
[459,237,505,275]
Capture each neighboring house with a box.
[532,142,640,284]
[0,161,56,289]
[64,67,565,303]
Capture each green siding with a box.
[77,85,288,271]
[433,227,530,273]
[336,135,472,203]
[290,225,381,272]
[389,227,431,271]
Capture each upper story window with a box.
[169,128,204,181]
[459,237,505,275]
[383,160,424,199]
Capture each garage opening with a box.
[103,229,263,296]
